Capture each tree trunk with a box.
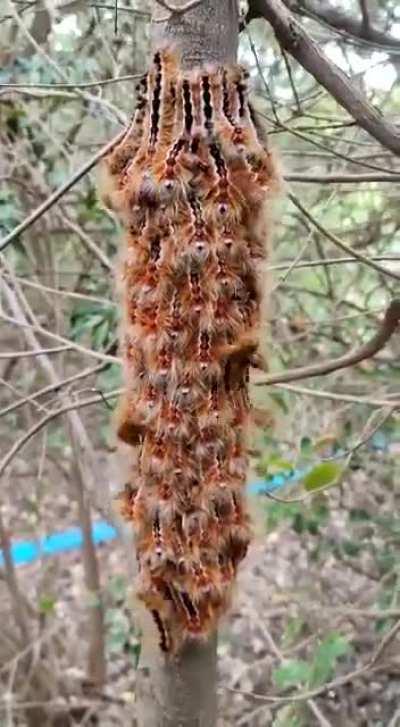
[151,0,239,68]
[136,611,217,727]
[134,3,240,725]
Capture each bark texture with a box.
[151,0,239,68]
[136,609,218,727]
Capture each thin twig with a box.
[289,193,400,281]
[267,256,400,273]
[5,0,125,122]
[0,131,124,253]
[0,270,113,306]
[280,45,302,113]
[263,405,395,504]
[0,313,118,364]
[264,383,399,409]
[0,363,107,419]
[359,0,371,30]
[257,300,400,385]
[286,173,400,183]
[388,706,400,727]
[0,390,120,478]
[308,699,333,727]
[60,214,113,271]
[250,0,400,154]
[223,618,400,705]
[0,73,142,89]
[0,345,72,359]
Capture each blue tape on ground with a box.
[0,521,118,567]
[0,475,303,568]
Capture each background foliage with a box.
[0,0,399,724]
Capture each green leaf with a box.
[281,618,305,649]
[308,633,350,687]
[39,595,56,614]
[273,660,311,689]
[265,502,300,529]
[300,437,312,457]
[349,508,370,522]
[257,453,294,478]
[303,462,343,492]
[342,539,361,557]
[92,318,110,348]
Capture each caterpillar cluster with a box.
[101,49,279,653]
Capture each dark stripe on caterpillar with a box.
[201,75,213,133]
[149,52,162,149]
[182,79,194,135]
[209,142,227,180]
[180,590,199,622]
[151,609,170,652]
[236,79,246,118]
[222,70,235,127]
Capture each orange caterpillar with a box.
[101,50,279,653]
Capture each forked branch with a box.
[258,300,400,385]
[248,0,400,155]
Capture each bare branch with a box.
[288,193,400,281]
[255,299,400,385]
[0,130,124,253]
[0,269,113,306]
[0,362,107,419]
[0,313,118,364]
[308,699,333,727]
[224,618,400,706]
[286,0,400,51]
[359,0,370,31]
[0,390,120,478]
[0,345,72,359]
[267,383,399,409]
[286,173,400,184]
[268,256,400,273]
[60,214,113,271]
[0,73,143,89]
[248,0,400,155]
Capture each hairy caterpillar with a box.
[101,50,280,653]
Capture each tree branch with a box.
[257,299,400,385]
[359,0,370,32]
[288,193,400,281]
[248,0,400,156]
[267,383,399,409]
[0,389,120,479]
[286,173,400,184]
[225,618,400,706]
[286,0,400,51]
[0,130,125,253]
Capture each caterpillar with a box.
[100,49,280,653]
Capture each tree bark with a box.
[151,0,239,67]
[134,3,240,725]
[136,608,218,727]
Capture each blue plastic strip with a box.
[0,521,118,567]
[1,476,304,568]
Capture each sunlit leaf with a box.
[303,462,343,492]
